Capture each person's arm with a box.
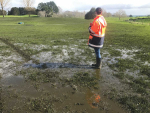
[89,20,100,34]
[88,22,93,33]
[90,22,93,26]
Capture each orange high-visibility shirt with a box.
[89,15,107,37]
[88,15,107,48]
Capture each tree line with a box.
[0,0,59,17]
[8,7,39,15]
[1,0,128,19]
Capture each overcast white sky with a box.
[8,0,150,15]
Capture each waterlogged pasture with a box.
[0,17,150,113]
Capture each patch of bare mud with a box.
[0,43,24,78]
[103,48,141,63]
[116,48,140,59]
[14,43,51,51]
[144,61,150,66]
[31,51,53,63]
[0,42,7,46]
[31,45,89,64]
[0,56,23,78]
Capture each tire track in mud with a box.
[0,38,39,64]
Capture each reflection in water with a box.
[86,69,101,108]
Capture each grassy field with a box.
[0,16,150,113]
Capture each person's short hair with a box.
[96,7,102,15]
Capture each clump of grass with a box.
[105,88,118,100]
[125,74,134,80]
[133,77,150,88]
[23,49,38,55]
[66,56,83,65]
[52,40,69,46]
[72,72,98,87]
[18,69,59,83]
[129,82,148,94]
[111,72,150,112]
[61,72,98,88]
[113,73,125,79]
[118,95,150,113]
[130,77,150,94]
[1,52,11,56]
[109,58,136,71]
[0,46,10,51]
[108,49,122,57]
[134,51,150,62]
[140,65,150,77]
[52,48,62,55]
[68,51,74,56]
[28,96,60,113]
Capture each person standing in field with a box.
[88,7,107,69]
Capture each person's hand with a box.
[90,22,93,26]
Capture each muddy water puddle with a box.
[0,67,127,113]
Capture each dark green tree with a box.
[85,8,96,19]
[37,3,51,16]
[8,7,20,15]
[37,1,59,17]
[46,1,58,13]
[19,7,26,15]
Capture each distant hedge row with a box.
[129,18,150,21]
[8,7,39,15]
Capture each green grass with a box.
[28,97,56,113]
[0,17,90,45]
